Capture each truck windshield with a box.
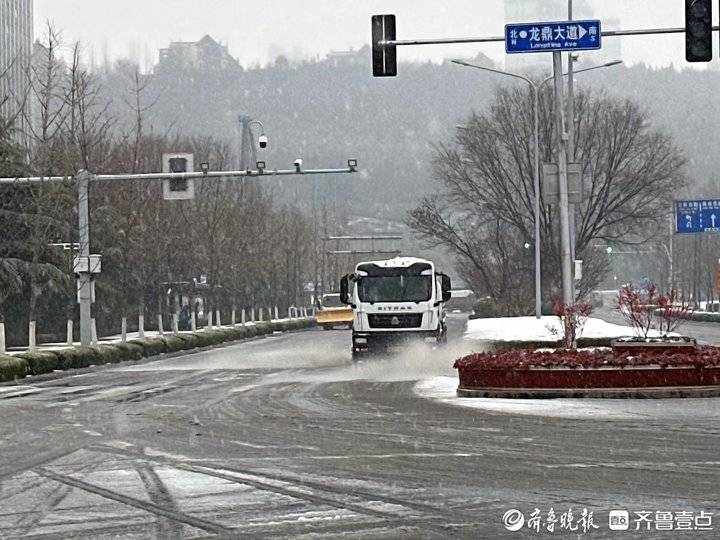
[358,275,432,303]
[321,295,344,308]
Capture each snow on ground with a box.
[463,316,661,342]
[413,376,720,420]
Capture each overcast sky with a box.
[33,1,697,71]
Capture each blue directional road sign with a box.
[675,199,720,234]
[505,20,602,54]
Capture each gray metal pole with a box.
[567,0,577,290]
[450,60,546,317]
[77,170,93,346]
[553,52,573,305]
[238,115,250,170]
[0,166,358,185]
[533,85,542,319]
[669,215,674,290]
[567,0,575,163]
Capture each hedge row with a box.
[0,318,316,382]
[456,346,720,370]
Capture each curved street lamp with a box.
[238,116,267,169]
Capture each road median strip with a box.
[0,318,316,382]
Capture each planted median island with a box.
[455,284,720,398]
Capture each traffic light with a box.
[168,157,188,191]
[162,153,195,200]
[371,14,397,77]
[685,0,712,62]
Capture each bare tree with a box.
[25,21,69,175]
[408,85,685,314]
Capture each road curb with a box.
[456,385,720,399]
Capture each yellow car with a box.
[317,293,353,330]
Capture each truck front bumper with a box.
[352,330,440,351]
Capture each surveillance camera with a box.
[258,135,268,149]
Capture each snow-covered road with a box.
[1,322,719,538]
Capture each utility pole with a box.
[238,116,265,170]
[312,169,319,299]
[553,51,574,305]
[77,170,93,346]
[567,0,577,275]
[238,116,253,170]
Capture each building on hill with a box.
[326,48,366,67]
[0,0,33,144]
[156,35,240,73]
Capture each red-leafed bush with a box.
[618,283,693,338]
[656,288,694,336]
[453,347,720,371]
[552,301,593,348]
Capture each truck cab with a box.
[340,256,451,358]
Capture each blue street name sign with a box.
[505,20,602,54]
[675,199,720,234]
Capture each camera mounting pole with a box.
[0,162,359,347]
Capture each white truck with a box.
[339,256,451,358]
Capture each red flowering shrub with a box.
[618,283,693,338]
[656,288,693,337]
[453,347,720,371]
[552,301,593,348]
[617,283,656,338]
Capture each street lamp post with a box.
[452,58,621,317]
[247,119,265,143]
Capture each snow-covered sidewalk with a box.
[463,316,661,342]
